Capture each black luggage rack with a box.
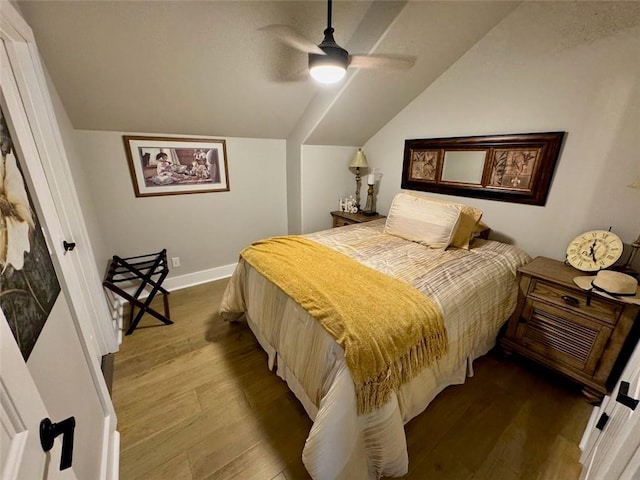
[103,249,172,335]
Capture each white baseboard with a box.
[162,262,237,292]
[102,263,237,341]
[105,262,237,305]
[108,430,120,480]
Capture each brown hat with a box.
[573,270,640,305]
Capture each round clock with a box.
[566,230,624,272]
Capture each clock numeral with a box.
[607,254,615,259]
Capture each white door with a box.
[0,0,120,359]
[0,23,118,480]
[1,313,77,480]
[580,334,640,479]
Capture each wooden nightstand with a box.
[330,210,386,228]
[500,256,640,403]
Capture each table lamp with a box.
[349,148,368,211]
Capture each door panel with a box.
[580,330,640,479]
[27,297,108,479]
[0,28,116,479]
[0,311,77,480]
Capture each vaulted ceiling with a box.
[16,0,520,146]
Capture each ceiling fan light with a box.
[310,64,346,84]
[309,42,349,85]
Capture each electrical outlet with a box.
[171,257,181,268]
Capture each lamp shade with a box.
[349,148,368,168]
[310,64,346,84]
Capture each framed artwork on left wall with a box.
[123,135,230,197]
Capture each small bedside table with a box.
[500,256,640,403]
[330,210,386,228]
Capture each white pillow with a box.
[384,193,462,248]
[401,192,483,249]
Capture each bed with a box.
[219,193,532,479]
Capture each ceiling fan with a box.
[262,0,415,84]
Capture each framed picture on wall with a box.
[407,149,441,183]
[401,132,565,205]
[0,108,61,360]
[123,136,230,197]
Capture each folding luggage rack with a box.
[103,249,172,335]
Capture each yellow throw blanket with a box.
[240,236,448,414]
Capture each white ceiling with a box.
[16,0,520,146]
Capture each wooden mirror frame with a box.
[401,132,565,205]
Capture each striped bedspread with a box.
[220,218,532,480]
[307,219,528,294]
[239,236,448,414]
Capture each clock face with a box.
[566,230,624,272]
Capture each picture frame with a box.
[123,135,230,197]
[401,132,565,205]
[1,107,61,360]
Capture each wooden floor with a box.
[112,279,592,480]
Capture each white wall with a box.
[362,2,640,264]
[301,145,360,233]
[74,131,287,285]
[286,86,359,235]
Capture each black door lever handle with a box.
[40,416,76,470]
[616,381,639,411]
[63,240,76,252]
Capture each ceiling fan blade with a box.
[260,25,325,55]
[349,54,416,70]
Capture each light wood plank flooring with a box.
[112,279,592,479]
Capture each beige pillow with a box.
[384,193,462,249]
[401,192,483,249]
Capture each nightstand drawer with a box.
[518,299,613,374]
[528,278,621,325]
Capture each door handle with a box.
[595,412,609,430]
[616,381,639,411]
[63,240,76,252]
[40,416,76,470]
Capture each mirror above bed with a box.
[401,132,565,206]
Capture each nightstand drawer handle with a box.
[616,381,639,410]
[561,295,579,307]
